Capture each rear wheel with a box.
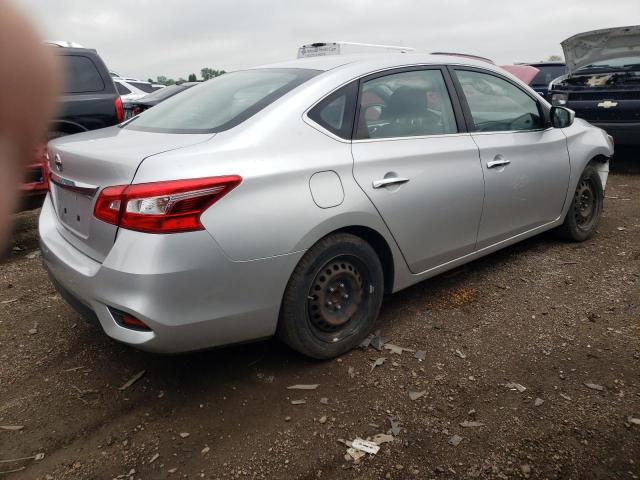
[557,165,603,241]
[278,233,384,359]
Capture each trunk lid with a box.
[562,25,640,74]
[47,126,213,262]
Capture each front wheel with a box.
[277,233,384,359]
[557,164,604,241]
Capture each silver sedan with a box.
[40,53,613,358]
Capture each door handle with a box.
[487,158,511,169]
[372,177,410,189]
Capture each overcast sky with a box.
[18,0,640,80]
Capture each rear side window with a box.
[455,70,543,132]
[127,68,319,134]
[129,81,156,93]
[307,82,357,139]
[63,55,105,93]
[355,69,458,140]
[116,83,132,95]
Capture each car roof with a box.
[524,62,566,67]
[256,52,504,72]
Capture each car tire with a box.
[277,233,384,359]
[557,164,603,242]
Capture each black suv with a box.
[50,45,123,137]
[549,26,640,146]
[22,45,122,209]
[524,62,568,100]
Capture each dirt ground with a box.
[1,159,639,480]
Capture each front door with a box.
[351,68,485,274]
[452,68,571,249]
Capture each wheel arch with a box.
[323,225,395,294]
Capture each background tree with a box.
[188,73,197,82]
[200,68,226,80]
[547,55,563,62]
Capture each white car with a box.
[113,78,158,102]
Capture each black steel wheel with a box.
[557,164,604,242]
[278,233,384,359]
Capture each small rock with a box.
[448,435,463,446]
[285,416,292,421]
[521,464,531,477]
[201,446,210,455]
[319,397,329,405]
[319,416,327,424]
[455,349,467,359]
[291,399,306,405]
[287,384,319,390]
[179,432,190,438]
[534,398,544,407]
[370,357,386,372]
[627,416,640,426]
[168,468,177,474]
[149,453,160,464]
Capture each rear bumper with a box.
[591,121,640,146]
[38,195,302,353]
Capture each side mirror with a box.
[550,106,575,128]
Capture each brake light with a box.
[94,176,241,233]
[115,96,124,123]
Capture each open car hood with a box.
[562,25,640,74]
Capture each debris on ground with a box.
[319,415,327,424]
[414,350,426,361]
[370,335,389,351]
[408,390,426,401]
[179,432,190,438]
[348,366,355,378]
[372,433,394,445]
[201,446,210,455]
[388,417,402,436]
[627,416,640,426]
[319,397,329,404]
[384,344,414,355]
[370,357,386,372]
[534,398,545,407]
[0,425,24,431]
[560,393,572,401]
[448,435,463,446]
[584,383,605,391]
[351,438,380,455]
[118,370,146,391]
[26,250,41,260]
[149,453,159,464]
[503,382,527,393]
[459,420,485,428]
[286,384,319,390]
[290,399,306,405]
[455,349,467,359]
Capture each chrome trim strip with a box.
[49,172,99,197]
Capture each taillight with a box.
[115,96,124,123]
[94,176,241,234]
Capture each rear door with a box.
[451,67,570,249]
[351,67,485,274]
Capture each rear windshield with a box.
[128,81,156,93]
[137,84,191,102]
[126,68,320,134]
[63,55,105,93]
[530,65,568,87]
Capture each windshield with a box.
[126,68,320,134]
[578,55,640,72]
[530,65,568,87]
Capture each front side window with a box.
[355,69,458,140]
[126,68,319,134]
[455,70,543,132]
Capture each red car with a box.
[20,144,49,210]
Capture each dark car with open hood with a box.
[549,26,640,146]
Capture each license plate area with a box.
[53,185,94,238]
